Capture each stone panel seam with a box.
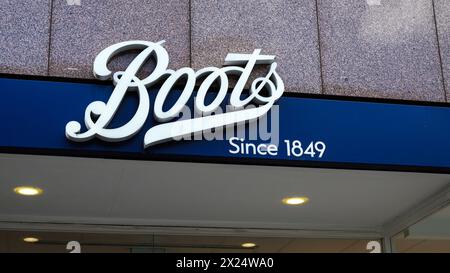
[431,0,448,102]
[46,0,54,77]
[314,0,325,94]
[188,0,192,67]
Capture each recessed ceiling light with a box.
[282,196,309,206]
[23,237,39,243]
[14,186,43,196]
[241,242,257,248]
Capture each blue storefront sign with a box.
[1,76,450,173]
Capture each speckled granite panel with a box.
[318,0,445,101]
[435,0,450,101]
[49,0,190,78]
[0,0,51,75]
[191,0,322,94]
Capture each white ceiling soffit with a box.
[0,153,449,237]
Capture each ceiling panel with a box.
[0,153,449,234]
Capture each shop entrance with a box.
[0,230,381,253]
[0,153,448,253]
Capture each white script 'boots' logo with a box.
[65,40,284,148]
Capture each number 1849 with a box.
[284,140,326,158]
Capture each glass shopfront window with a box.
[0,230,381,253]
[392,205,450,253]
